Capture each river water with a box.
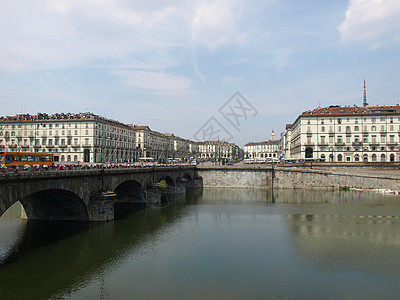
[1,188,400,299]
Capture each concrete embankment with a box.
[196,165,400,194]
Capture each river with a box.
[1,189,400,299]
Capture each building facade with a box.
[197,140,243,161]
[285,105,400,162]
[244,131,282,161]
[0,113,138,163]
[130,125,172,161]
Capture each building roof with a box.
[301,105,400,117]
[0,112,131,128]
[128,125,151,131]
[244,140,280,147]
[196,140,240,148]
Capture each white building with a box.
[244,130,282,161]
[0,113,137,163]
[130,126,199,162]
[164,134,198,160]
[285,104,400,162]
[130,125,171,161]
[197,140,243,161]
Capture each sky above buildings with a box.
[1,0,400,146]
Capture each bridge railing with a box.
[0,163,196,180]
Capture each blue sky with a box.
[1,0,400,147]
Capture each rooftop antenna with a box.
[363,79,368,106]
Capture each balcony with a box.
[46,144,55,148]
[369,142,379,146]
[9,144,18,148]
[335,142,345,146]
[72,144,81,148]
[387,141,397,146]
[59,144,68,148]
[352,142,362,146]
[21,144,30,148]
[82,144,91,148]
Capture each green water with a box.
[1,189,400,299]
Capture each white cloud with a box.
[0,0,246,72]
[339,0,400,43]
[111,70,193,97]
[191,0,245,49]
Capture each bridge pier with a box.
[175,180,187,194]
[88,191,116,221]
[145,189,161,204]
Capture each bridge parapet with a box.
[0,165,196,181]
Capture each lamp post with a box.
[101,135,110,191]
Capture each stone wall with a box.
[197,166,400,192]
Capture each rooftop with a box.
[245,140,280,146]
[301,105,400,117]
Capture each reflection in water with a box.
[286,212,400,276]
[1,189,400,299]
[0,202,27,264]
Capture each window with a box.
[321,126,325,132]
[371,126,376,131]
[354,126,359,131]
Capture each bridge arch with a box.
[114,180,145,203]
[20,189,89,221]
[158,176,175,202]
[158,175,175,189]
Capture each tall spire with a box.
[271,129,275,141]
[363,79,368,106]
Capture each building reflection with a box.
[286,212,400,276]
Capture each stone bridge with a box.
[0,166,202,222]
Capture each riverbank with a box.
[197,164,400,194]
